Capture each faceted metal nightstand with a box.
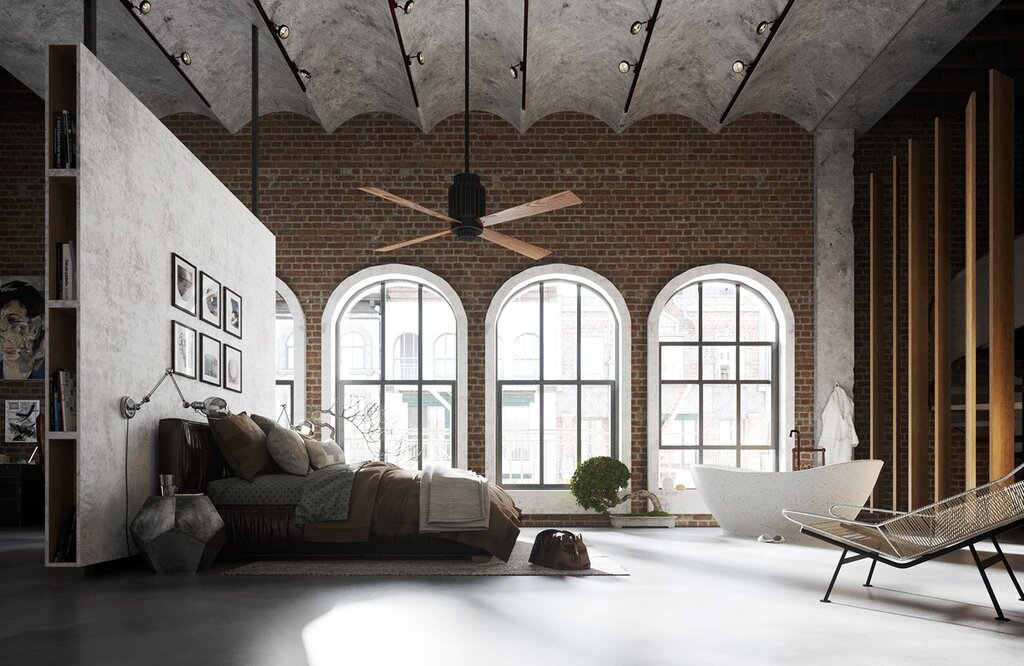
[130,494,225,574]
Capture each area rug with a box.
[223,540,628,577]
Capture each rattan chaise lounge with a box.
[783,462,1024,621]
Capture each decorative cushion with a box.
[305,438,346,470]
[266,424,310,476]
[250,413,278,437]
[208,412,276,481]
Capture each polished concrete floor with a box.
[2,527,1023,665]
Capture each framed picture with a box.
[223,287,242,339]
[199,334,220,386]
[171,254,196,316]
[5,400,39,443]
[223,344,242,393]
[171,320,197,379]
[0,277,45,380]
[199,272,221,328]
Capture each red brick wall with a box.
[0,88,45,462]
[162,111,816,522]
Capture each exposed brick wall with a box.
[162,111,817,520]
[0,87,45,462]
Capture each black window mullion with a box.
[576,283,582,470]
[417,284,423,470]
[378,282,386,462]
[697,282,704,465]
[538,282,545,485]
[735,284,741,468]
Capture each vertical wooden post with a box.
[870,172,883,507]
[934,119,951,501]
[989,70,1015,483]
[965,93,978,489]
[891,154,900,511]
[908,139,929,510]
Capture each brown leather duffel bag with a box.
[528,529,591,570]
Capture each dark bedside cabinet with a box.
[0,464,44,527]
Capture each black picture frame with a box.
[223,344,242,393]
[199,271,221,328]
[199,333,221,387]
[171,320,197,379]
[171,253,197,316]
[223,287,242,339]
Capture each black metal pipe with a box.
[116,0,211,107]
[623,0,662,114]
[520,0,528,111]
[464,0,469,173]
[389,0,420,107]
[718,0,796,125]
[250,0,307,93]
[251,24,259,218]
[84,0,97,54]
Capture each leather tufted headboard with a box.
[158,418,233,493]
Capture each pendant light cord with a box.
[464,0,470,174]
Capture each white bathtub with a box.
[690,460,883,538]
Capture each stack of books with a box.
[52,110,77,169]
[55,241,75,300]
[50,369,77,432]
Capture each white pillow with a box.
[305,438,346,470]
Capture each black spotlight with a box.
[275,23,290,39]
[406,51,425,66]
[732,60,745,74]
[756,20,775,36]
[395,0,414,14]
[175,51,192,66]
[510,61,524,79]
[630,19,648,35]
[618,60,635,74]
[135,1,151,15]
[298,68,311,80]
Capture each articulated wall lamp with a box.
[120,369,230,420]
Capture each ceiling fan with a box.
[359,0,582,260]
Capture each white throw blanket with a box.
[419,465,490,533]
[818,384,859,464]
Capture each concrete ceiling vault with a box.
[0,0,1002,134]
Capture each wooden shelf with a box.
[46,439,77,565]
[48,300,78,309]
[47,431,78,440]
[46,168,79,177]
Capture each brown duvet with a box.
[302,462,522,562]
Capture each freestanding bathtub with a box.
[690,460,883,538]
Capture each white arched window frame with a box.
[322,265,468,468]
[486,264,631,513]
[648,264,795,513]
[276,278,306,424]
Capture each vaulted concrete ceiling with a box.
[0,0,1001,134]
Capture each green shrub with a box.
[569,456,631,514]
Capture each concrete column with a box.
[814,129,856,444]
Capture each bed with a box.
[158,418,521,561]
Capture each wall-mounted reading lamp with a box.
[120,368,230,420]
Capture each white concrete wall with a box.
[76,46,275,566]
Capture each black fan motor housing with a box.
[448,172,486,241]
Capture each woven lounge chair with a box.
[783,462,1024,621]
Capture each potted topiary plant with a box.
[569,456,675,528]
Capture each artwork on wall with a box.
[199,272,221,328]
[0,277,46,380]
[223,287,242,339]
[171,254,197,316]
[5,400,39,443]
[171,321,197,379]
[200,334,221,386]
[223,344,242,393]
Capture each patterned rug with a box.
[223,540,628,577]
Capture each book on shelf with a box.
[56,241,76,300]
[51,110,77,169]
[55,505,76,563]
[50,369,76,432]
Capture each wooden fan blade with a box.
[359,187,458,224]
[479,229,550,260]
[374,229,451,253]
[480,190,582,227]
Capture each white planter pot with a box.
[609,515,676,528]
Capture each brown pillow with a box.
[208,412,276,481]
[266,424,310,476]
[305,438,346,470]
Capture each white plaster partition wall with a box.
[76,47,275,566]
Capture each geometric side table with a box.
[130,495,226,574]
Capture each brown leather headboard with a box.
[158,418,232,493]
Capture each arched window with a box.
[650,266,794,492]
[275,279,306,427]
[433,333,456,379]
[493,272,622,487]
[325,267,465,470]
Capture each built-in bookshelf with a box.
[44,45,79,566]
